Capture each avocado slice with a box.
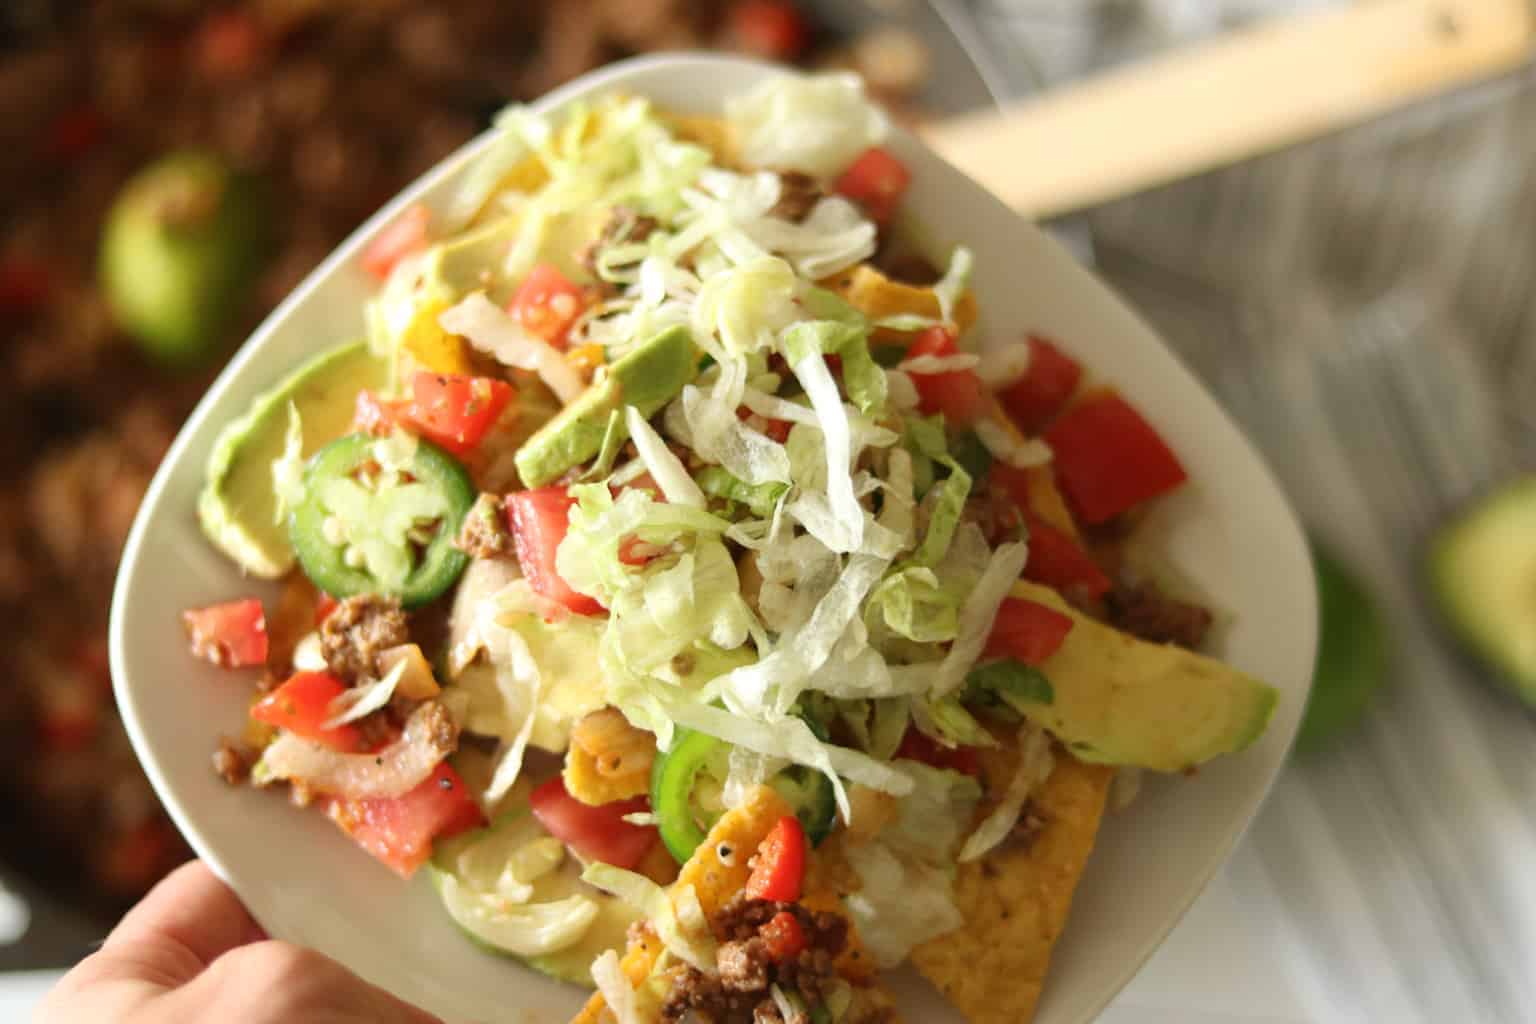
[198,340,390,577]
[430,812,639,987]
[1008,581,1279,772]
[101,150,270,367]
[514,325,697,488]
[1428,476,1536,705]
[1297,543,1387,751]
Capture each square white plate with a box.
[111,54,1316,1024]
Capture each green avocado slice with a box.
[514,325,697,488]
[430,812,639,988]
[197,340,390,578]
[1008,581,1279,772]
[1428,476,1536,705]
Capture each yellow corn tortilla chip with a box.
[825,264,980,343]
[908,753,1113,1024]
[573,785,885,1023]
[563,743,652,807]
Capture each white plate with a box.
[110,54,1316,1024]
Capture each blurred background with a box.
[3,1,1535,1021]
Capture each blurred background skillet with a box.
[0,0,1025,970]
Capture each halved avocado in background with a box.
[1297,542,1388,753]
[101,149,270,367]
[1427,476,1536,707]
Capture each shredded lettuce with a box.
[926,540,1031,699]
[695,467,788,518]
[270,402,304,525]
[932,246,974,328]
[591,949,642,1024]
[725,72,889,178]
[440,292,585,404]
[581,864,717,973]
[960,722,1055,862]
[322,657,407,729]
[580,409,627,482]
[626,406,706,508]
[911,459,972,567]
[844,842,963,968]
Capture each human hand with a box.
[37,860,442,1023]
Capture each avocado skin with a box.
[101,150,270,367]
[198,340,390,578]
[514,325,697,487]
[1009,581,1280,772]
[1428,476,1536,706]
[1296,544,1386,752]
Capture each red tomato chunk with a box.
[1044,392,1187,524]
[510,263,586,350]
[985,597,1074,665]
[896,728,981,777]
[505,487,605,617]
[834,147,911,225]
[250,672,365,753]
[183,598,268,669]
[529,777,656,871]
[761,911,808,961]
[398,372,515,457]
[1020,513,1111,599]
[327,762,483,878]
[1000,335,1082,435]
[744,815,806,902]
[905,327,987,427]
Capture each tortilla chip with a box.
[572,785,884,1023]
[563,710,655,807]
[563,745,651,807]
[909,754,1113,1024]
[825,264,980,342]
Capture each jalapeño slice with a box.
[651,727,836,865]
[290,432,474,607]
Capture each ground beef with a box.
[319,595,409,682]
[662,897,848,1023]
[1104,580,1213,650]
[455,493,512,559]
[211,736,253,786]
[770,171,822,222]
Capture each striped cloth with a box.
[963,3,1536,1021]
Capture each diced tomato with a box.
[834,147,911,225]
[183,598,268,669]
[395,372,515,457]
[528,777,656,871]
[1043,392,1187,524]
[250,672,365,753]
[895,728,980,777]
[745,816,806,902]
[327,762,484,878]
[43,106,107,161]
[0,260,51,315]
[731,0,810,60]
[509,263,586,350]
[314,593,340,626]
[761,911,808,961]
[999,335,1082,435]
[905,327,987,427]
[985,597,1074,665]
[1021,513,1111,598]
[505,488,605,616]
[361,204,431,281]
[195,8,268,79]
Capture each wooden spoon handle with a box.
[920,0,1535,219]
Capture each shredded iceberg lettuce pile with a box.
[382,72,1071,973]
